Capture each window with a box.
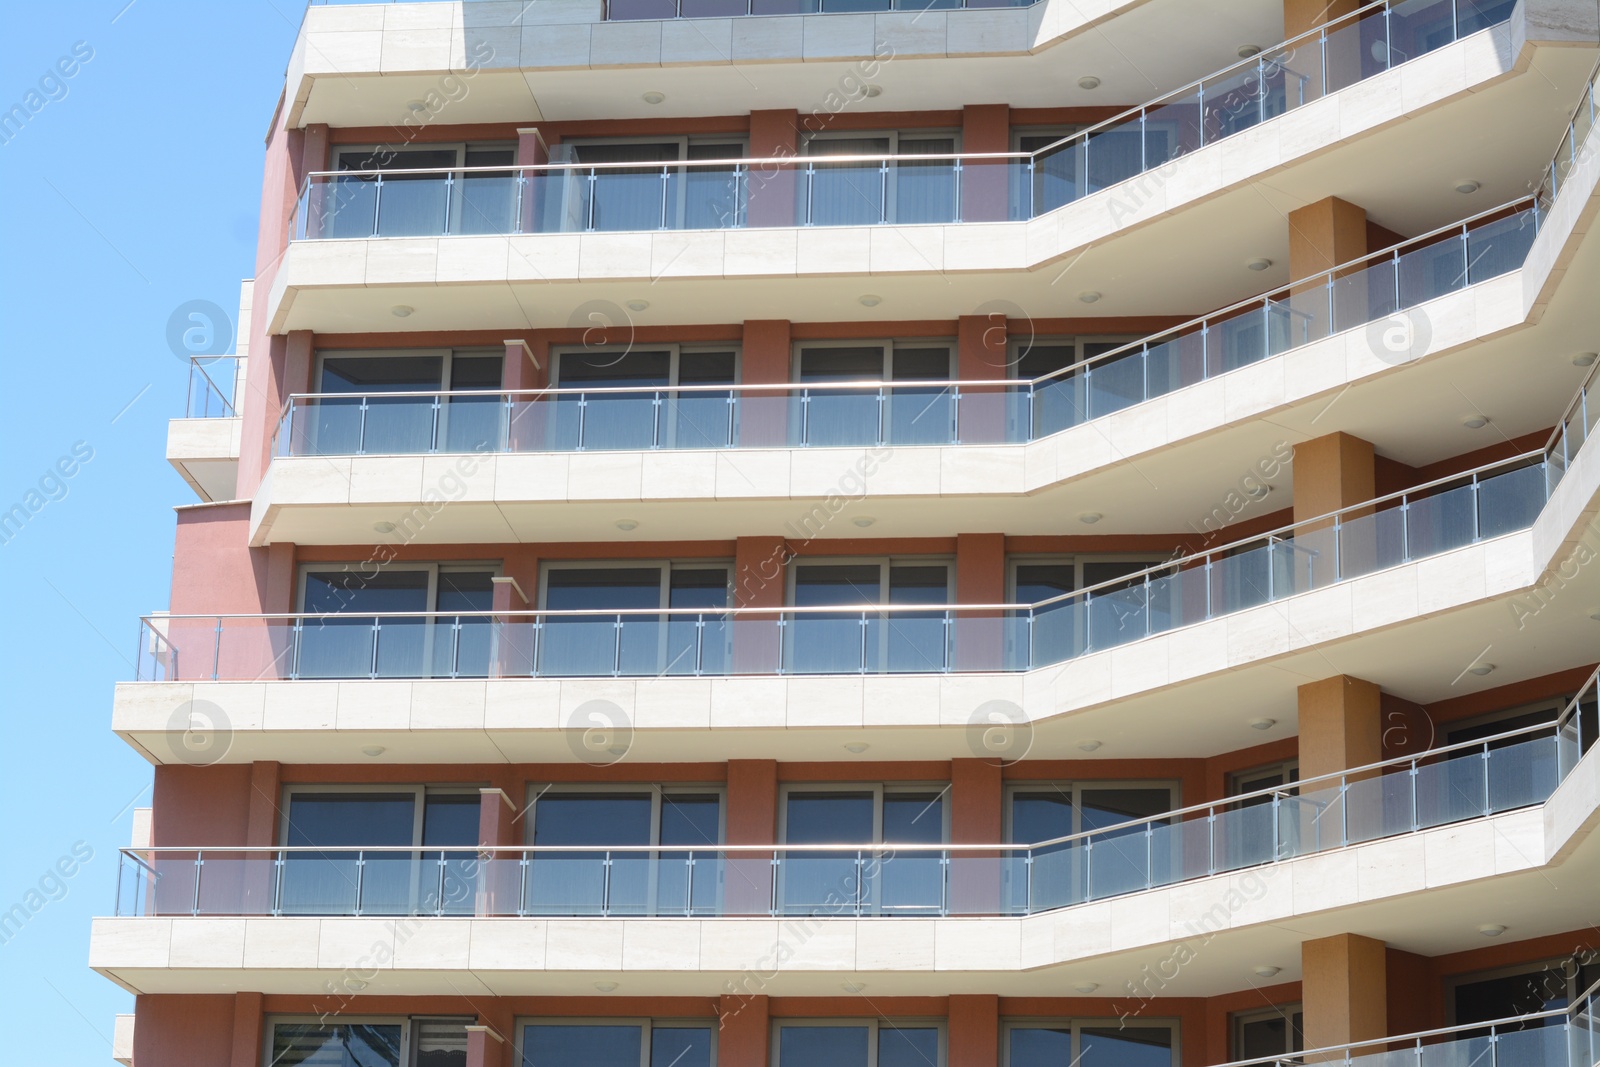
[1012,129,1082,218]
[1221,762,1300,870]
[268,1016,470,1067]
[546,137,748,232]
[549,346,739,451]
[779,785,947,915]
[1231,1006,1303,1059]
[296,564,499,679]
[523,786,723,916]
[792,341,955,446]
[277,787,479,916]
[773,1020,944,1066]
[801,131,959,225]
[787,558,952,674]
[1008,336,1146,437]
[519,1020,715,1066]
[320,143,518,238]
[304,349,504,455]
[537,561,732,677]
[1004,1020,1177,1067]
[1452,953,1600,1030]
[1005,783,1178,911]
[1009,556,1168,667]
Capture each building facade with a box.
[97,0,1600,1063]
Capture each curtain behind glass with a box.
[804,137,890,226]
[782,791,873,914]
[893,137,957,224]
[574,142,681,232]
[796,346,885,447]
[298,570,431,679]
[541,566,663,676]
[280,793,416,916]
[271,1023,404,1067]
[554,350,672,451]
[789,563,880,673]
[527,794,653,915]
[315,355,444,456]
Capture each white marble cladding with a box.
[288,0,1140,85]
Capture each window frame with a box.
[537,559,735,612]
[306,347,506,455]
[786,555,956,607]
[1001,780,1184,843]
[1445,957,1600,1025]
[770,1017,947,1067]
[278,783,484,848]
[523,782,729,848]
[798,129,961,227]
[264,1013,476,1067]
[553,135,752,232]
[515,1016,720,1067]
[297,561,504,615]
[331,142,519,235]
[777,782,952,846]
[999,1017,1181,1067]
[1006,554,1172,602]
[1442,697,1569,746]
[1227,760,1301,799]
[1230,1004,1304,1059]
[547,344,742,450]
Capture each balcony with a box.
[274,203,1542,459]
[115,699,1594,920]
[153,447,1562,681]
[167,357,242,503]
[293,0,1515,244]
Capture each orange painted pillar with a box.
[725,759,778,915]
[954,533,1006,671]
[949,759,1003,914]
[1288,197,1369,338]
[477,787,520,917]
[1292,430,1376,585]
[718,994,771,1067]
[949,995,1000,1067]
[961,104,1011,223]
[229,991,263,1067]
[740,320,792,447]
[747,110,799,228]
[1302,933,1388,1058]
[956,315,1010,443]
[733,535,786,675]
[1298,675,1383,841]
[517,127,549,234]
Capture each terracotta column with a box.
[747,110,799,228]
[956,315,1010,444]
[740,320,792,446]
[1298,675,1383,842]
[1301,933,1388,1057]
[949,994,1000,1067]
[725,759,778,915]
[241,762,280,914]
[949,759,1002,914]
[517,127,549,234]
[1292,431,1375,584]
[228,991,263,1067]
[961,104,1011,223]
[954,533,1006,671]
[477,786,519,917]
[718,993,770,1067]
[733,535,786,674]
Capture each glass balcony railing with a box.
[308,0,1035,13]
[291,0,1516,239]
[113,692,1596,918]
[1217,983,1600,1067]
[272,201,1542,457]
[139,434,1573,683]
[185,356,237,419]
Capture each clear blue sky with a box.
[1,2,299,1060]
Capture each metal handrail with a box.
[186,357,237,419]
[1214,976,1600,1067]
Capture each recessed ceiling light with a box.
[595,980,620,991]
[1077,76,1101,90]
[1588,608,1600,620]
[1078,512,1102,525]
[345,978,369,991]
[1246,258,1273,271]
[361,746,386,757]
[842,981,867,992]
[1076,740,1103,752]
[1237,44,1263,58]
[626,299,649,312]
[391,305,414,318]
[642,91,665,104]
[615,519,640,531]
[1245,483,1272,500]
[859,294,882,307]
[1073,981,1100,993]
[406,101,428,114]
[863,85,883,98]
[1478,924,1507,937]
[1253,965,1282,978]
[1078,291,1102,304]
[853,516,877,528]
[1461,414,1490,429]
[1574,352,1598,367]
[1249,718,1277,731]
[1469,663,1496,676]
[844,742,870,754]
[373,521,396,534]
[1454,179,1482,194]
